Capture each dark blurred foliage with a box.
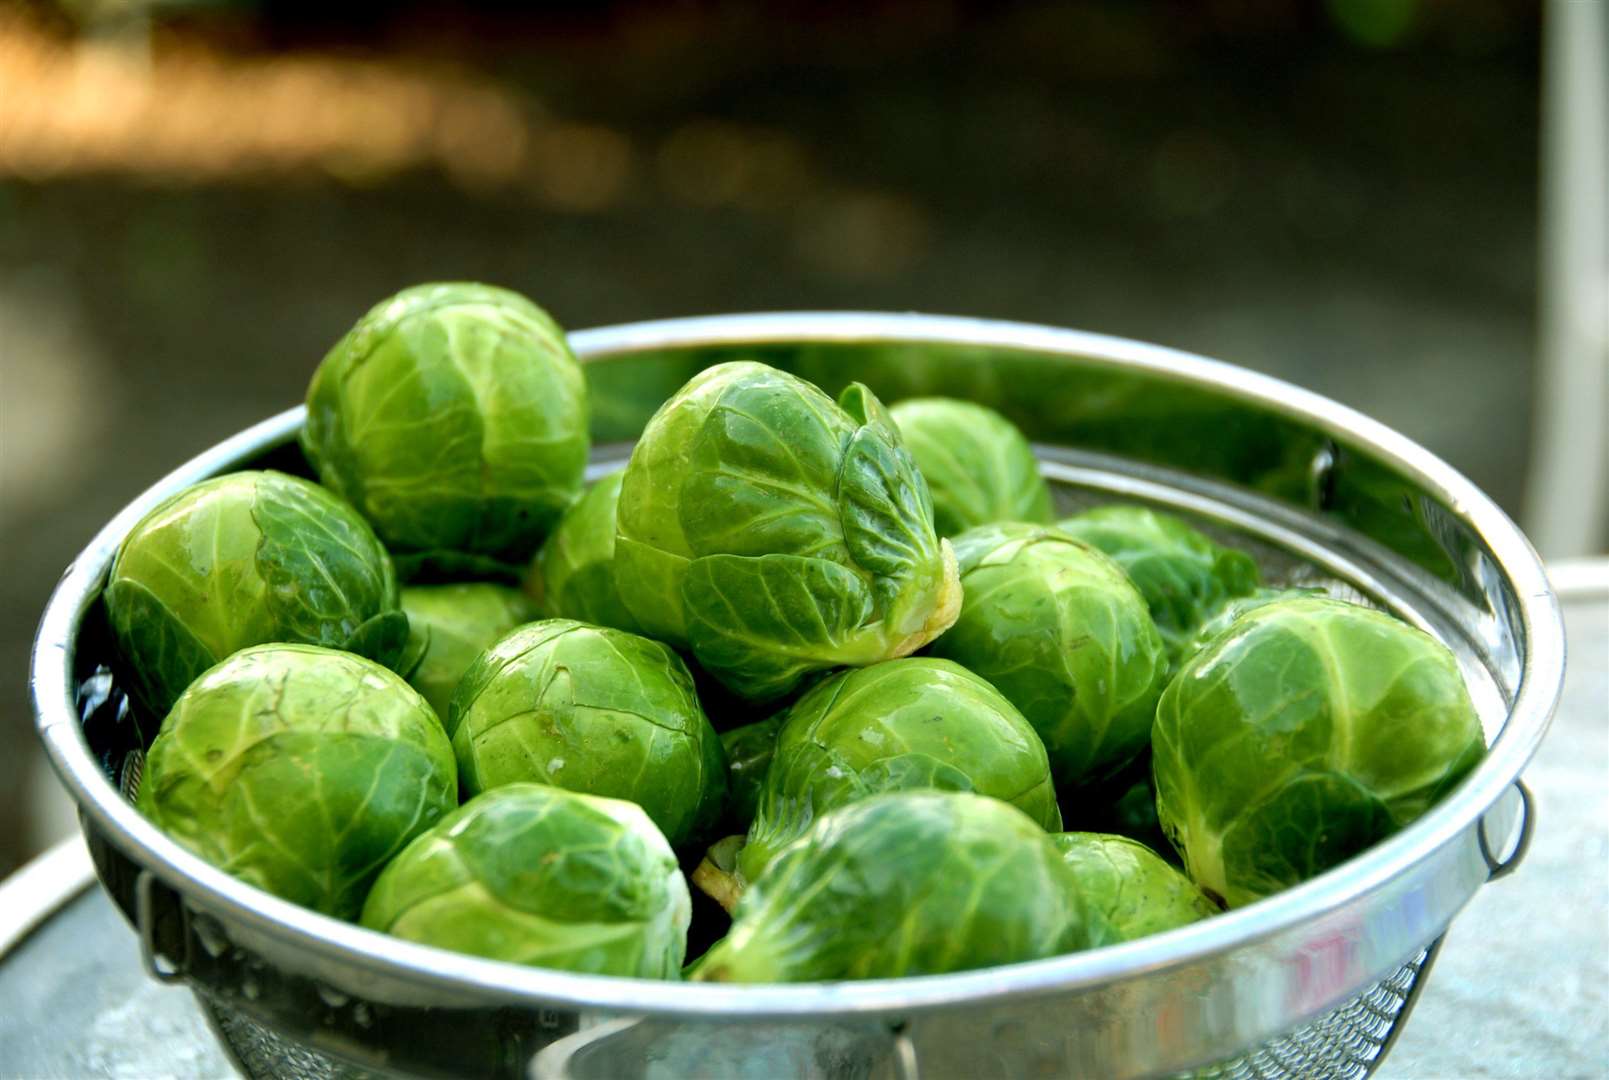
[1,0,1540,873]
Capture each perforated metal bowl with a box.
[31,313,1563,1079]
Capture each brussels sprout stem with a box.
[887,539,962,657]
[691,835,748,915]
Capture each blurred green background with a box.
[0,0,1541,874]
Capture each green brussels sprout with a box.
[1056,505,1260,664]
[1153,597,1486,908]
[137,644,455,919]
[400,583,538,719]
[1173,586,1324,666]
[614,362,962,701]
[530,470,641,633]
[699,658,1061,910]
[104,470,408,715]
[889,397,1053,536]
[1051,832,1217,943]
[719,715,783,831]
[303,283,589,581]
[360,784,690,977]
[693,791,1100,983]
[928,523,1169,789]
[450,619,727,849]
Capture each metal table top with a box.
[3,565,1604,1080]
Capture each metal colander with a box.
[1190,943,1439,1080]
[196,943,1440,1080]
[33,313,1560,1080]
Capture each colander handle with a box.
[528,1017,638,1080]
[1478,778,1535,882]
[528,1017,920,1079]
[135,869,191,984]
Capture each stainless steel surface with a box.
[529,1016,911,1080]
[525,951,1448,1080]
[1133,943,1442,1080]
[29,312,1566,1079]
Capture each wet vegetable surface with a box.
[361,783,690,977]
[929,522,1169,789]
[450,619,726,850]
[303,283,589,581]
[400,582,537,720]
[1153,596,1485,907]
[137,643,456,919]
[725,657,1060,899]
[105,470,408,716]
[614,362,961,701]
[890,397,1053,536]
[693,791,1102,983]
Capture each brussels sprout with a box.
[303,283,589,580]
[360,784,690,977]
[104,470,408,715]
[1174,586,1325,665]
[693,791,1100,982]
[614,362,961,701]
[136,644,455,919]
[450,619,726,849]
[719,715,783,831]
[928,523,1169,789]
[889,398,1054,536]
[1056,505,1260,664]
[697,658,1061,910]
[1051,833,1217,942]
[400,583,537,719]
[1153,597,1486,908]
[530,470,642,633]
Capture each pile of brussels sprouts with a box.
[109,283,1487,984]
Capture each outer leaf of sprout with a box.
[105,470,408,715]
[135,644,456,920]
[693,792,1100,983]
[719,715,784,831]
[890,398,1053,537]
[532,470,642,634]
[302,282,588,578]
[361,784,690,978]
[614,364,740,645]
[1057,505,1261,665]
[704,658,1059,908]
[1050,832,1218,943]
[1151,596,1486,908]
[1172,586,1325,668]
[929,522,1169,789]
[400,583,538,720]
[615,363,959,701]
[451,620,728,850]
